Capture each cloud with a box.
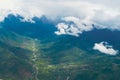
[55,16,93,37]
[0,0,44,23]
[93,42,119,55]
[0,0,120,35]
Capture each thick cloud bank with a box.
[93,42,119,55]
[0,0,120,36]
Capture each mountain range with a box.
[0,15,120,80]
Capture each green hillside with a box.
[0,29,120,80]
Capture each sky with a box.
[0,0,119,55]
[0,0,120,36]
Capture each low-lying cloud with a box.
[93,42,119,55]
[0,0,120,36]
[55,16,93,37]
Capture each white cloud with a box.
[0,0,120,35]
[0,0,44,22]
[55,23,69,35]
[55,16,93,36]
[93,42,119,55]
